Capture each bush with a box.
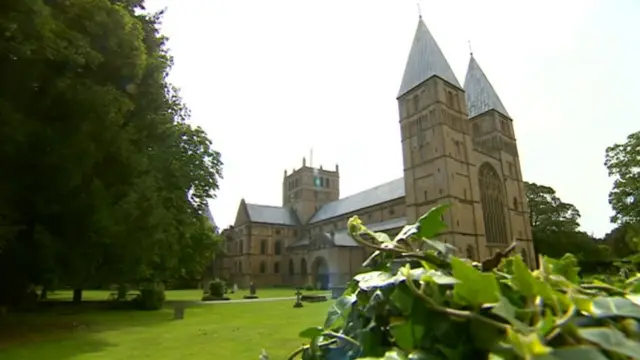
[274,204,640,359]
[304,285,315,291]
[132,283,165,311]
[208,279,225,298]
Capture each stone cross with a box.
[293,287,303,308]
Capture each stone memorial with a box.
[232,283,238,293]
[173,303,185,320]
[243,281,259,299]
[293,288,304,308]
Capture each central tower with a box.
[397,17,479,253]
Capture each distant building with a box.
[215,17,534,289]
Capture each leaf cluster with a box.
[281,205,640,360]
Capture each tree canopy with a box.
[605,130,640,225]
[524,182,605,261]
[0,0,222,306]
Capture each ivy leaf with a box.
[533,346,609,360]
[511,254,536,298]
[416,204,450,239]
[578,326,640,358]
[372,232,392,243]
[391,284,414,316]
[355,271,398,291]
[395,225,419,242]
[451,257,501,307]
[506,328,553,357]
[299,326,323,339]
[408,267,458,285]
[422,238,457,256]
[324,294,357,329]
[359,349,409,360]
[588,296,640,319]
[389,317,414,351]
[490,296,530,333]
[407,350,431,360]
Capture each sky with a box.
[144,0,639,238]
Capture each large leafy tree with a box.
[524,182,581,232]
[524,182,604,261]
[605,131,640,225]
[0,0,222,305]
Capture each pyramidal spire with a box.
[397,18,461,98]
[463,55,509,118]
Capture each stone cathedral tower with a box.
[397,17,535,263]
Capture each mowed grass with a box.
[0,300,330,360]
[46,288,326,302]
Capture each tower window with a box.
[413,95,420,113]
[513,197,519,211]
[274,262,280,274]
[275,240,282,255]
[260,240,267,255]
[259,261,266,274]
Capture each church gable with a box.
[233,199,251,227]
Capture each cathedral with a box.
[214,17,535,289]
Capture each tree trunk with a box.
[40,288,48,300]
[72,288,83,303]
[117,284,127,300]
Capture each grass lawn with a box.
[0,300,330,359]
[46,288,327,302]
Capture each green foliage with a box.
[208,279,226,298]
[605,131,640,225]
[278,205,640,360]
[133,284,165,311]
[0,0,223,306]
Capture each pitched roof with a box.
[309,177,405,223]
[245,203,299,226]
[289,217,408,248]
[397,18,461,98]
[463,55,510,118]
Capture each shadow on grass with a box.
[0,303,175,359]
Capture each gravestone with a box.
[233,283,238,293]
[243,282,259,299]
[173,303,185,320]
[293,288,304,308]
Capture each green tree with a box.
[0,0,223,306]
[524,182,581,232]
[605,131,640,225]
[524,182,605,261]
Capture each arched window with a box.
[275,240,282,255]
[513,197,519,211]
[259,261,266,274]
[260,240,267,254]
[239,240,243,254]
[289,259,295,275]
[239,261,242,274]
[301,258,308,276]
[466,245,475,260]
[478,163,508,245]
[274,261,280,274]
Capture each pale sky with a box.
[145,0,639,238]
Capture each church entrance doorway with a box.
[311,257,329,290]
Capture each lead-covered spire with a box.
[463,55,509,118]
[397,18,461,98]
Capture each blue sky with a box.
[145,0,639,237]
